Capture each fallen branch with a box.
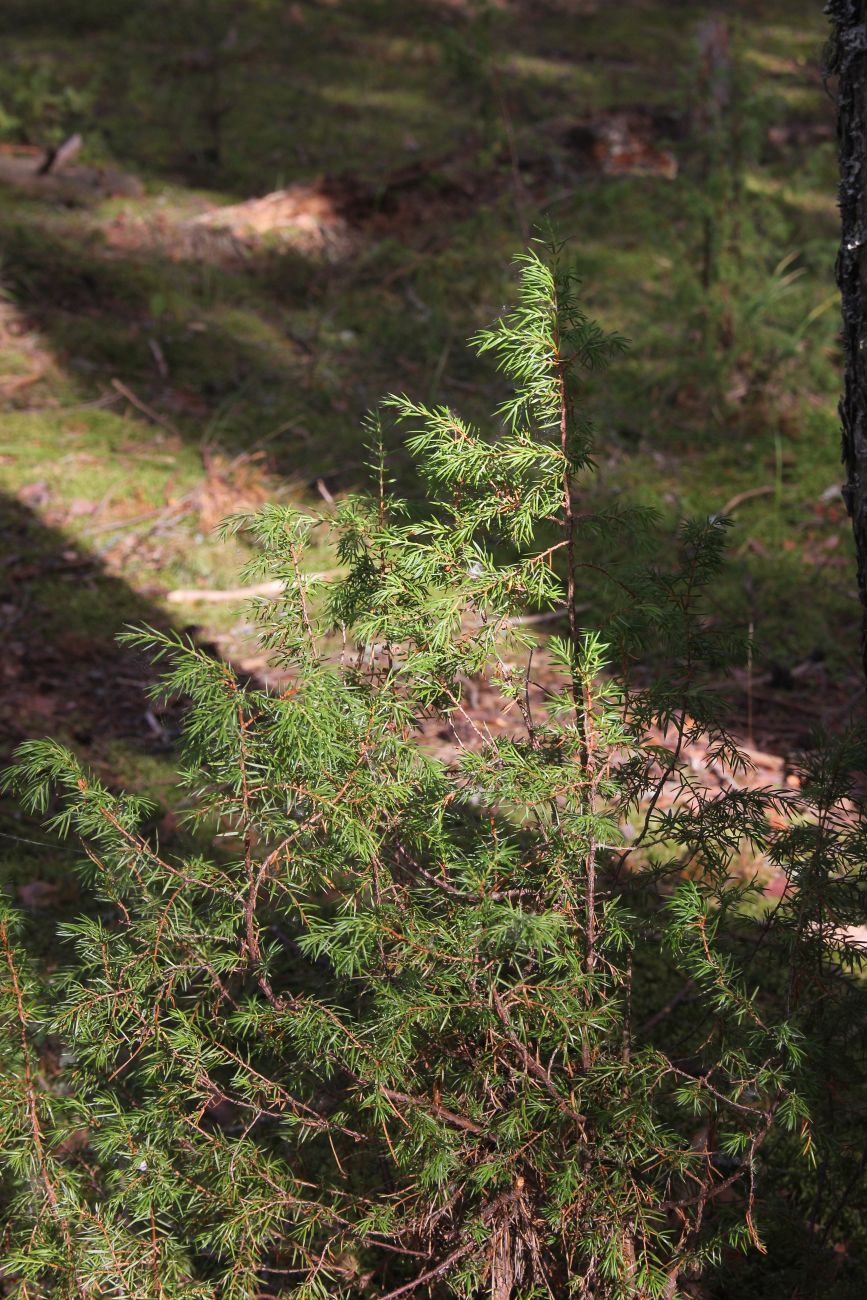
[165,573,337,605]
[718,485,774,516]
[84,496,197,538]
[505,604,580,627]
[167,580,285,605]
[110,378,181,439]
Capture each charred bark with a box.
[827,2,867,677]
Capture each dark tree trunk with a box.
[827,2,867,677]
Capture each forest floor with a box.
[0,0,859,919]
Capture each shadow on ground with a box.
[0,492,183,755]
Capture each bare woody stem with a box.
[552,288,598,1000]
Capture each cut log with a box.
[0,149,144,201]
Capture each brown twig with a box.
[377,1238,476,1299]
[490,987,588,1132]
[110,377,182,439]
[719,484,775,516]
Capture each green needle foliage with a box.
[2,242,866,1298]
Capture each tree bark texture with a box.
[827,2,867,677]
